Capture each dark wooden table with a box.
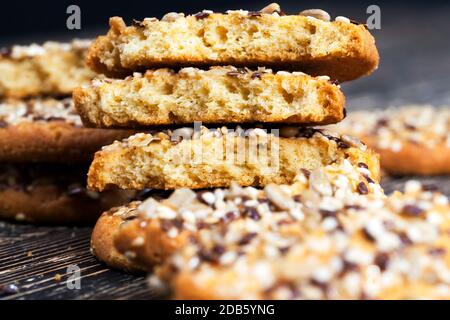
[1,1,450,299]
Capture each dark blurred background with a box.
[1,0,449,108]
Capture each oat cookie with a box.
[87,127,380,191]
[91,202,147,273]
[155,179,450,299]
[0,163,135,224]
[87,4,378,82]
[113,160,383,271]
[0,40,95,98]
[328,106,450,175]
[74,67,345,128]
[0,98,134,162]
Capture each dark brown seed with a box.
[196,220,208,230]
[46,116,66,122]
[279,246,291,255]
[364,175,375,184]
[222,211,238,223]
[341,259,359,274]
[344,204,363,211]
[343,107,347,119]
[251,71,263,79]
[357,162,369,169]
[300,168,311,179]
[245,206,261,220]
[212,245,225,256]
[337,141,350,149]
[320,209,337,218]
[428,247,446,256]
[310,278,329,293]
[374,252,389,271]
[404,123,416,130]
[398,232,413,245]
[160,219,172,232]
[194,11,210,20]
[357,182,369,195]
[0,120,8,128]
[248,11,262,17]
[238,232,258,245]
[171,218,184,230]
[293,194,302,202]
[330,79,340,86]
[297,128,319,138]
[401,204,424,217]
[362,227,376,242]
[376,118,388,127]
[422,184,438,192]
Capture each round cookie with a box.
[91,190,172,272]
[0,40,95,99]
[166,181,450,300]
[328,105,450,175]
[91,203,147,273]
[112,160,383,272]
[87,4,378,82]
[88,126,380,191]
[0,163,135,225]
[74,67,345,128]
[0,98,134,163]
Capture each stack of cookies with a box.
[75,3,450,300]
[0,40,134,224]
[71,4,450,299]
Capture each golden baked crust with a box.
[0,98,134,162]
[91,203,147,273]
[327,106,450,175]
[113,161,384,272]
[87,127,380,191]
[87,6,379,82]
[74,67,345,128]
[0,163,135,225]
[165,181,450,300]
[0,40,95,98]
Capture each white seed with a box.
[161,12,184,22]
[335,16,351,23]
[171,127,194,141]
[299,9,331,22]
[260,3,281,14]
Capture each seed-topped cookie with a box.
[74,67,345,128]
[0,40,95,98]
[327,105,450,175]
[90,160,382,271]
[0,163,135,224]
[87,126,380,191]
[87,4,379,81]
[138,177,448,300]
[0,98,134,162]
